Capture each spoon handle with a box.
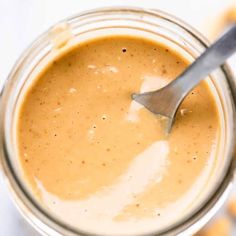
[171,24,236,94]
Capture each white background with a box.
[0,0,236,235]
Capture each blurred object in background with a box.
[227,196,236,217]
[196,195,236,236]
[196,216,232,236]
[203,5,236,40]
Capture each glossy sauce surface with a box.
[17,36,219,234]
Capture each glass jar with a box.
[0,7,236,236]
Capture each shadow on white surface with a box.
[0,174,39,236]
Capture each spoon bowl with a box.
[132,24,236,132]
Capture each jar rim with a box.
[1,6,236,236]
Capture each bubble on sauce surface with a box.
[54,107,62,112]
[101,114,108,120]
[87,64,97,69]
[87,128,95,141]
[68,88,77,94]
[180,108,192,116]
[87,64,119,74]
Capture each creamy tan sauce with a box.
[17,36,219,234]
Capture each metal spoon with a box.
[132,25,236,132]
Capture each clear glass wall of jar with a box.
[0,7,236,236]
